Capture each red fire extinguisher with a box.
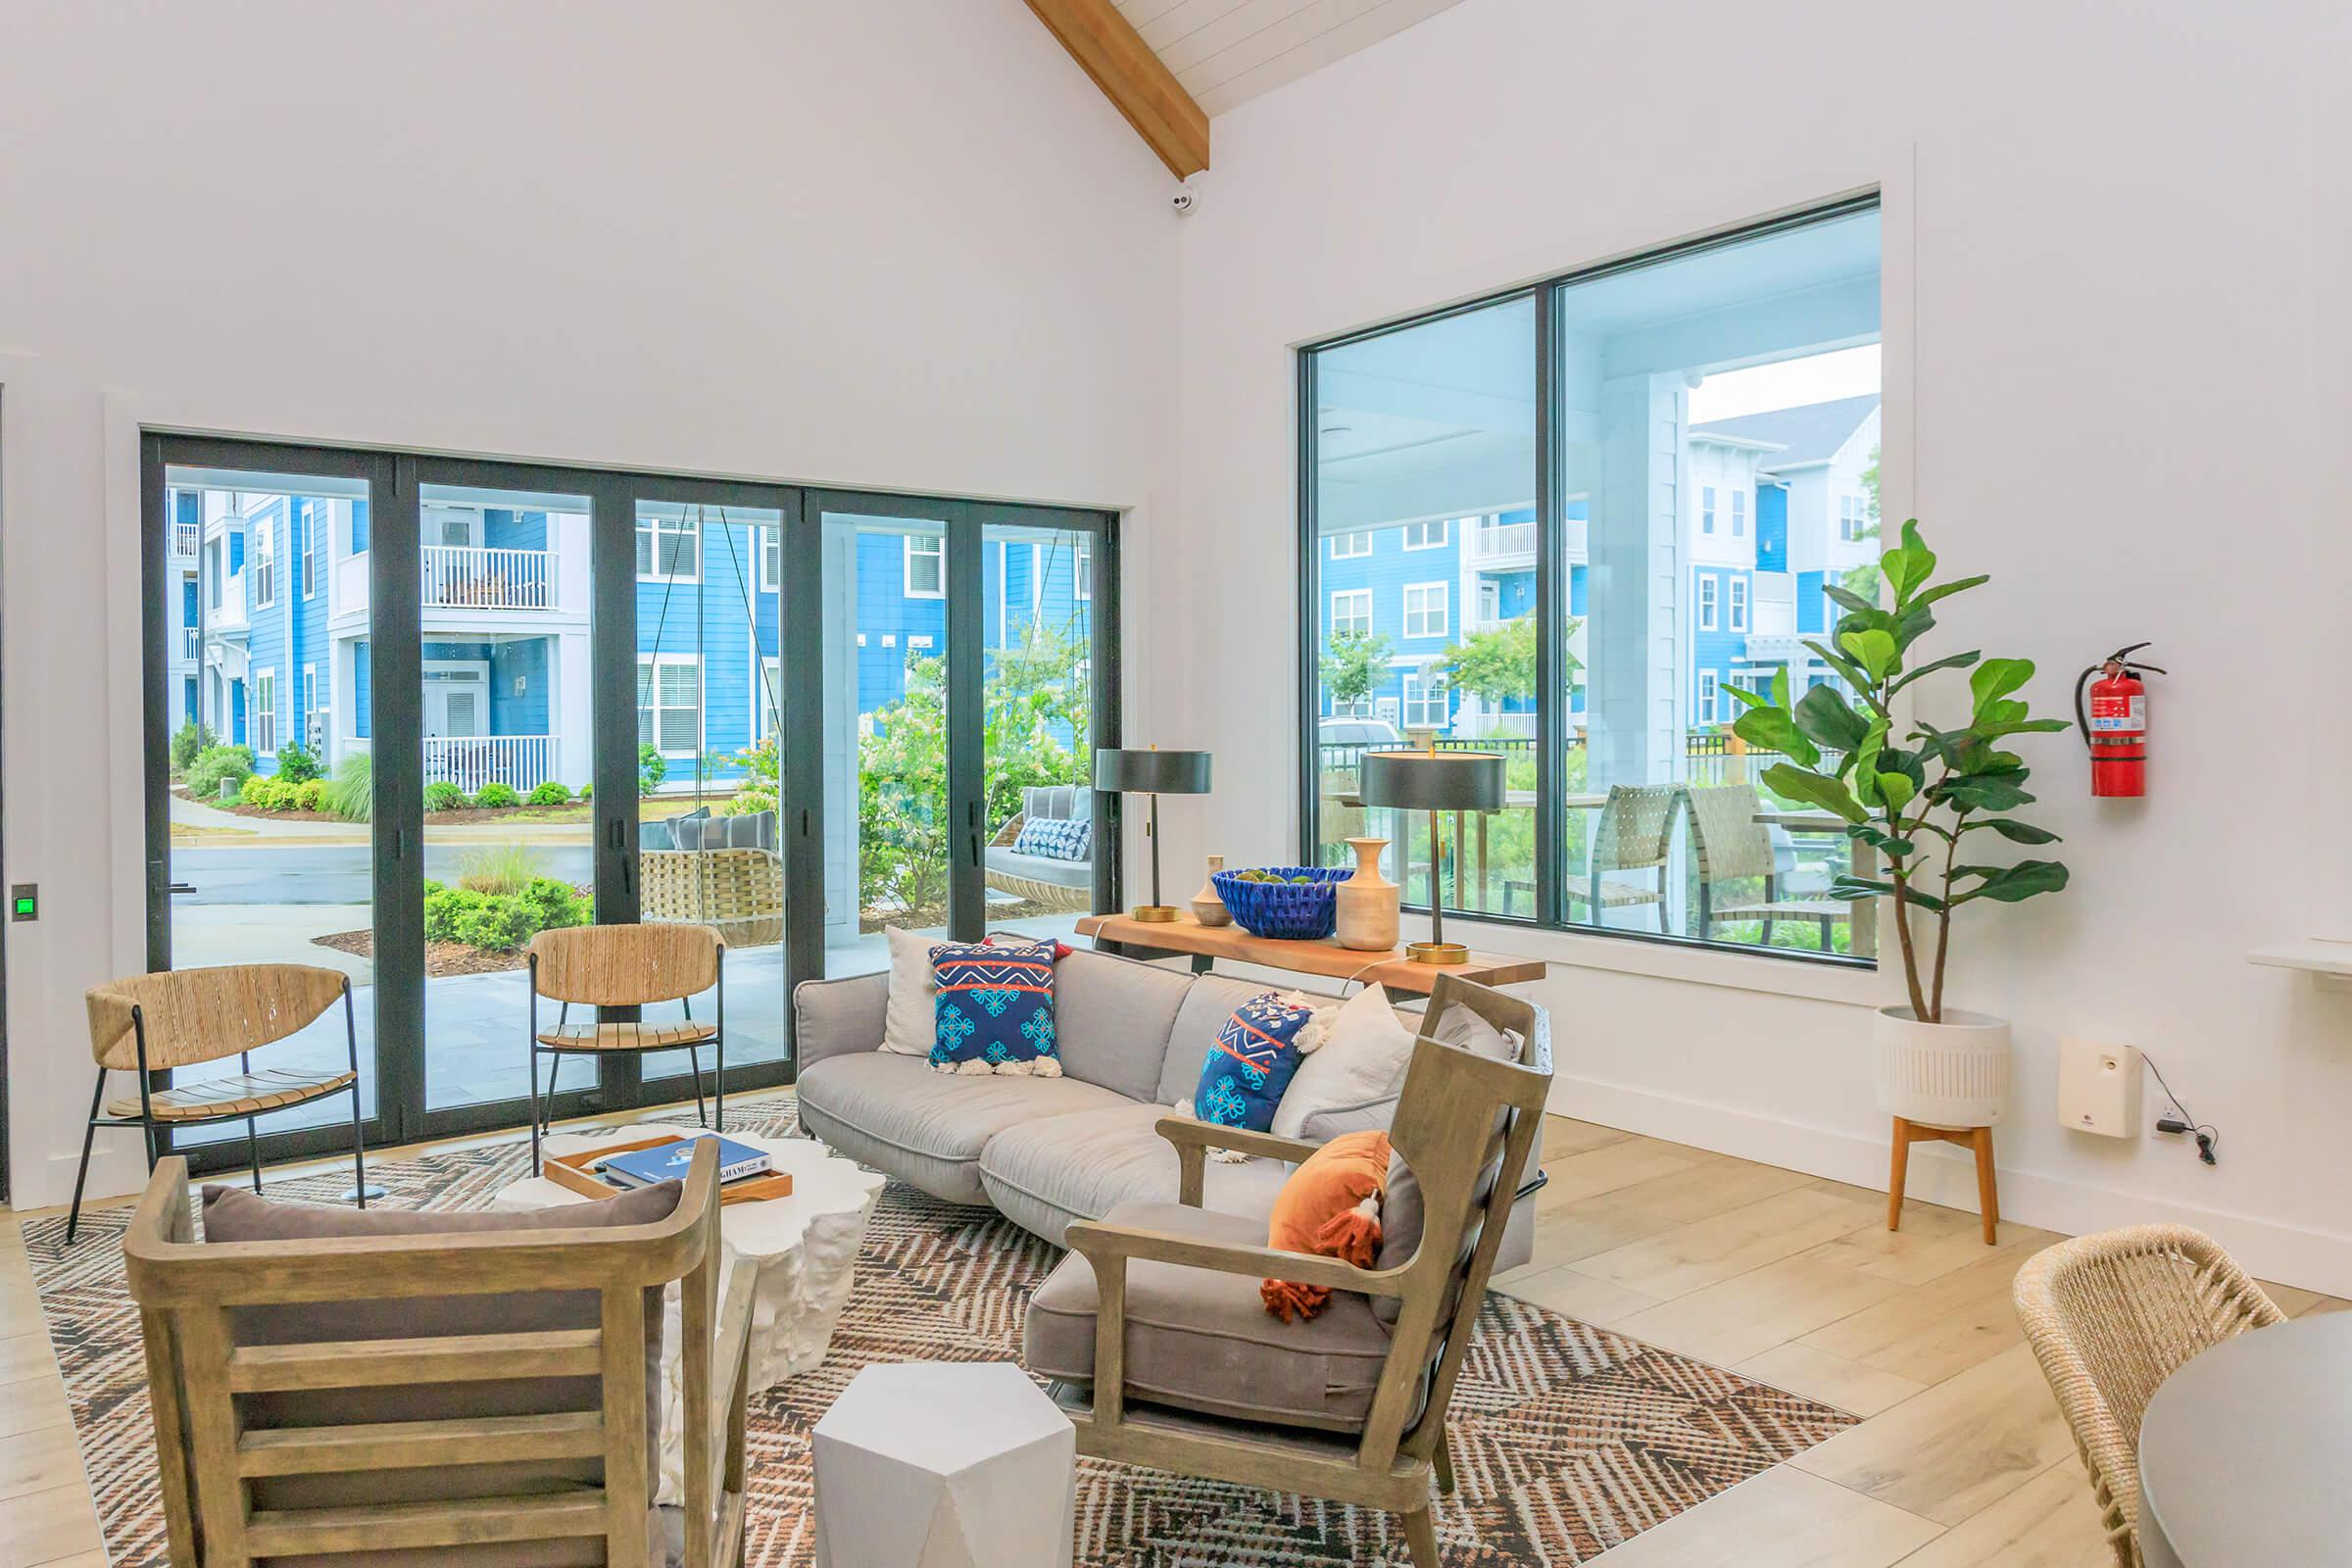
[2074,642,2165,798]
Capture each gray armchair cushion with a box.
[978,1102,1289,1246]
[1025,1200,1395,1433]
[200,1180,681,1522]
[674,811,775,853]
[1023,784,1085,822]
[794,1052,1128,1204]
[791,970,890,1071]
[982,845,1093,889]
[1052,948,1195,1102]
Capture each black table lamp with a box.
[1359,741,1505,963]
[1094,746,1212,922]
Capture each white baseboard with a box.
[1551,1072,2352,1298]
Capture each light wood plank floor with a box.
[4,1113,2342,1566]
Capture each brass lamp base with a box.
[1405,941,1469,965]
[1130,905,1183,923]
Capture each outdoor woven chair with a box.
[1686,782,1847,951]
[1563,782,1680,931]
[69,963,367,1244]
[2013,1224,2285,1566]
[528,923,726,1173]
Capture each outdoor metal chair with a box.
[527,923,726,1173]
[1686,782,1848,951]
[69,962,367,1244]
[1563,782,1680,931]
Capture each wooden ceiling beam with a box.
[1024,0,1210,178]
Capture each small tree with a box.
[1437,615,1582,712]
[1318,629,1393,714]
[1726,520,2070,1022]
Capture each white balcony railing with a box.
[1467,521,1538,562]
[421,545,555,612]
[423,735,554,797]
[172,519,201,558]
[181,626,198,662]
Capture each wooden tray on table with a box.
[543,1131,795,1206]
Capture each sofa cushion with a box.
[1155,974,1280,1106]
[1012,815,1092,861]
[977,1102,1289,1246]
[1024,1200,1396,1432]
[1193,991,1320,1132]
[795,1052,1130,1204]
[1053,948,1195,1102]
[929,940,1058,1073]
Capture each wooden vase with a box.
[1190,855,1233,927]
[1335,837,1399,952]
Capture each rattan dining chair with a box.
[1686,783,1848,951]
[2013,1225,2286,1566]
[69,963,367,1244]
[1563,782,1680,931]
[527,923,726,1173]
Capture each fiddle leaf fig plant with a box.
[1723,520,2070,1022]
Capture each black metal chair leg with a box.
[686,1045,709,1129]
[348,1083,369,1208]
[65,1070,106,1245]
[246,1116,265,1194]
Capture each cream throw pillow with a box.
[1271,985,1417,1140]
[880,927,941,1055]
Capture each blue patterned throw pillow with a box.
[1013,815,1092,862]
[929,940,1060,1077]
[1193,991,1320,1133]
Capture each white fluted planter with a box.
[1875,1005,2011,1128]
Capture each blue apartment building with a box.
[168,495,1089,795]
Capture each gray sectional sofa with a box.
[790,945,1543,1263]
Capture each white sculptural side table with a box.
[812,1361,1076,1568]
[494,1124,887,1502]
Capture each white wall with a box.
[0,0,1179,1208]
[1154,0,2352,1289]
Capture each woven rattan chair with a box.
[983,811,1094,913]
[641,847,784,951]
[2013,1225,2285,1566]
[1564,783,1680,931]
[1042,975,1552,1567]
[528,924,725,1174]
[69,963,366,1245]
[1686,783,1847,951]
[123,1140,753,1568]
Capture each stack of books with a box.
[595,1135,772,1190]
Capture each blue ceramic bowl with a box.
[1212,865,1352,941]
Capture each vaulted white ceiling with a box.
[1111,0,1468,118]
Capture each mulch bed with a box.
[313,929,524,976]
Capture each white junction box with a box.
[2058,1037,2143,1138]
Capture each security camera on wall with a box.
[1171,185,1198,216]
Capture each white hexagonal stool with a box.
[813,1361,1075,1568]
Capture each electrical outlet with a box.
[2057,1036,2142,1138]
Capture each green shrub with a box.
[186,744,256,802]
[639,744,666,796]
[578,781,592,802]
[423,781,469,812]
[170,721,216,775]
[473,781,521,809]
[526,780,572,807]
[294,779,326,811]
[451,894,535,952]
[273,742,323,784]
[521,876,592,931]
[321,751,372,822]
[241,774,298,811]
[422,883,477,943]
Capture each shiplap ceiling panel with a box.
[1110,0,1468,118]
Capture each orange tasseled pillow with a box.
[1261,1130,1393,1323]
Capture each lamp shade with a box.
[1358,748,1505,811]
[1094,748,1212,795]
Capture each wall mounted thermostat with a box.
[2058,1037,2142,1138]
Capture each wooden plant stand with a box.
[1886,1117,1999,1246]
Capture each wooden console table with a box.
[1075,912,1544,996]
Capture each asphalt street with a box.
[171,843,594,904]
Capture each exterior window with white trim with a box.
[1402,582,1448,639]
[1698,573,1718,631]
[759,526,781,592]
[301,663,319,750]
[636,514,700,582]
[1073,540,1092,601]
[252,517,275,608]
[1729,575,1747,631]
[255,668,277,756]
[1401,668,1449,729]
[759,656,781,737]
[1700,486,1716,535]
[1330,589,1372,636]
[1732,489,1746,537]
[301,504,319,598]
[637,655,702,757]
[1400,519,1449,551]
[1329,531,1372,559]
[904,535,945,598]
[1699,670,1720,723]
[1840,494,1869,542]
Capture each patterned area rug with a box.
[24,1093,1856,1566]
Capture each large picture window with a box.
[1300,197,1881,964]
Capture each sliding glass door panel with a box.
[158,453,386,1157]
[415,479,597,1114]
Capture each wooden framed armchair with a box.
[1025,975,1551,1567]
[123,1140,753,1568]
[70,963,367,1245]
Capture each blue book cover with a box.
[598,1137,770,1188]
